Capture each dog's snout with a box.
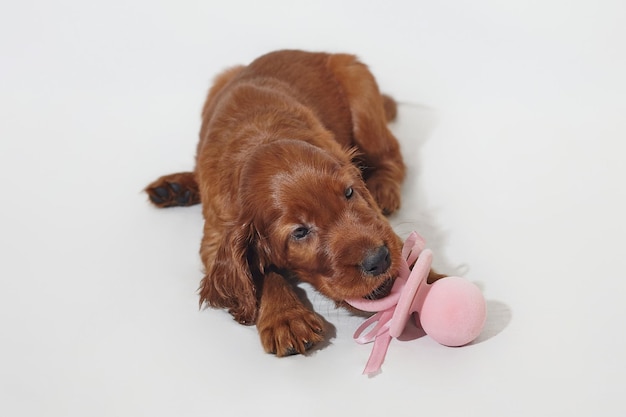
[361,245,391,276]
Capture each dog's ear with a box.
[199,221,259,324]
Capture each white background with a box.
[2,1,625,416]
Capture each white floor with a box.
[2,1,625,416]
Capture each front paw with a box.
[367,174,402,215]
[257,307,325,356]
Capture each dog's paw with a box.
[257,307,325,357]
[145,172,200,208]
[366,175,401,215]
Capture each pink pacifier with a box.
[345,232,487,375]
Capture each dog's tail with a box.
[382,94,397,123]
[145,171,200,208]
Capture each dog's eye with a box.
[292,226,310,240]
[345,186,354,199]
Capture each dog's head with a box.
[200,139,402,321]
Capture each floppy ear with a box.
[198,221,259,325]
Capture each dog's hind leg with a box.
[145,171,200,208]
[145,67,245,209]
[381,94,398,123]
[327,54,406,215]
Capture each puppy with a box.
[146,50,410,356]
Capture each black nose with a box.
[361,245,391,276]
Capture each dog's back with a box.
[237,50,354,145]
[198,51,355,156]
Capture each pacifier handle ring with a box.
[389,249,433,338]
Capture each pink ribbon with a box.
[347,232,432,375]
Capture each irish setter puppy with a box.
[146,50,409,356]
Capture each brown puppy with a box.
[146,50,408,356]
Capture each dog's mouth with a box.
[363,278,395,300]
